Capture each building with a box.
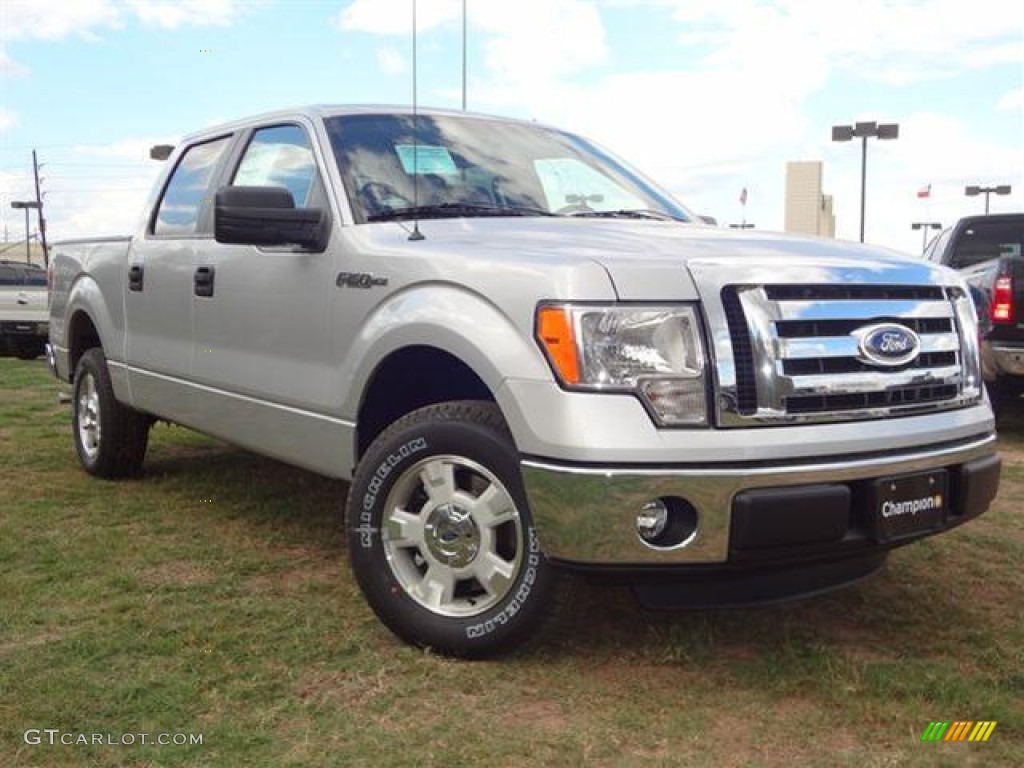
[785,161,835,238]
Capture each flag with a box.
[917,183,931,199]
[739,187,748,205]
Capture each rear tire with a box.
[72,348,150,478]
[346,401,560,658]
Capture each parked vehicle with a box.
[924,213,1024,410]
[48,106,1001,656]
[0,259,48,359]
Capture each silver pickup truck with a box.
[48,106,1001,656]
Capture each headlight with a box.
[536,304,708,426]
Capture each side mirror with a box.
[214,186,328,251]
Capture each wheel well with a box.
[68,311,101,376]
[356,346,494,458]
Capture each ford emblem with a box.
[853,323,921,367]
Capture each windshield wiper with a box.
[567,209,682,221]
[368,202,555,222]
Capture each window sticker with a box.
[395,145,458,176]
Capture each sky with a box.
[1,0,1022,256]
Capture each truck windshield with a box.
[325,113,692,224]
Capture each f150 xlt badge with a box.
[853,322,921,367]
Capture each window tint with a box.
[951,221,1024,268]
[23,268,46,286]
[153,136,231,236]
[0,265,17,285]
[232,125,317,207]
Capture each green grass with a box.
[1,357,1022,767]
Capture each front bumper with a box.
[522,433,999,567]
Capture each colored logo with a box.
[921,721,997,742]
[853,322,921,367]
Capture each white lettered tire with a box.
[346,401,560,657]
[71,348,151,478]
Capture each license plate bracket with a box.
[870,470,947,542]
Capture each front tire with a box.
[72,348,150,478]
[346,401,560,658]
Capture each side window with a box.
[0,265,17,286]
[153,136,231,236]
[924,229,950,262]
[231,125,318,207]
[23,268,46,286]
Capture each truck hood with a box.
[365,217,954,300]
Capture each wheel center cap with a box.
[424,504,480,568]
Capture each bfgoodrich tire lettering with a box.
[346,401,560,657]
[72,348,150,478]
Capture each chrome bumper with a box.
[522,433,997,565]
[985,341,1024,378]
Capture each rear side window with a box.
[0,265,17,285]
[153,136,231,236]
[232,125,318,207]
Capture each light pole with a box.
[911,221,941,253]
[832,120,899,243]
[964,184,1011,215]
[10,200,40,264]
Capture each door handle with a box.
[194,265,215,297]
[128,264,144,292]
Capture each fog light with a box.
[636,499,669,542]
[635,496,699,550]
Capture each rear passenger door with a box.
[125,135,233,419]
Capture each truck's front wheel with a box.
[346,401,560,657]
[72,348,150,478]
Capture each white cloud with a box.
[996,87,1024,113]
[336,0,462,35]
[124,0,244,29]
[0,0,120,42]
[0,0,250,72]
[376,46,407,75]
[0,109,16,131]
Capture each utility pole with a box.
[32,149,48,267]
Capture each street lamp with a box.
[832,120,899,243]
[964,184,1011,215]
[10,200,40,265]
[911,221,942,253]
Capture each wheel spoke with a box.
[385,507,425,548]
[472,551,515,597]
[470,482,516,529]
[419,460,457,504]
[414,565,456,609]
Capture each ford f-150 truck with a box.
[1,259,48,359]
[924,213,1024,412]
[48,106,1001,657]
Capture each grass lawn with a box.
[1,357,1021,766]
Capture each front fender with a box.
[338,282,552,420]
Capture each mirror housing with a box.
[214,186,328,251]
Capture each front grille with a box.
[720,283,970,424]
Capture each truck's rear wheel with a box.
[346,401,560,658]
[72,348,150,478]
